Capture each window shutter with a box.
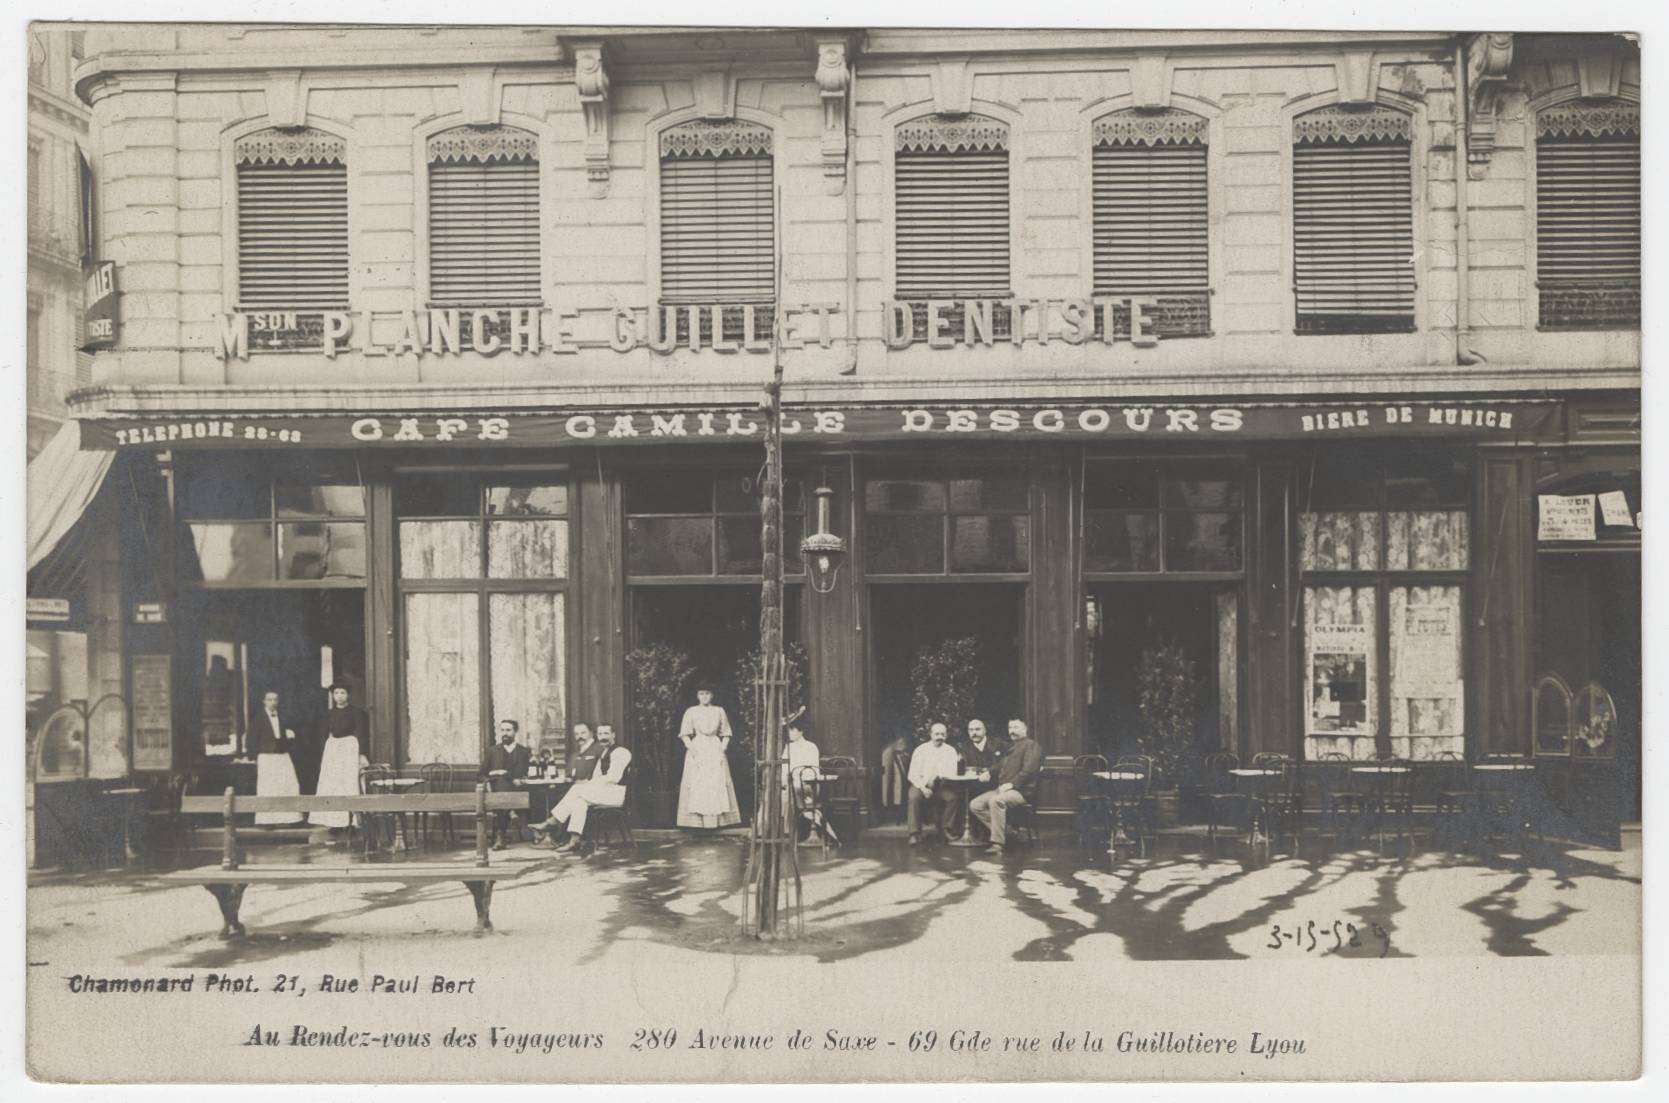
[660,121,774,303]
[234,129,348,311]
[428,127,541,307]
[895,115,1010,299]
[1291,107,1415,334]
[1536,103,1640,329]
[1092,109,1211,336]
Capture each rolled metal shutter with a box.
[236,160,349,310]
[894,147,1011,299]
[429,155,541,306]
[1536,120,1640,329]
[660,153,774,303]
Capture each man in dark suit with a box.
[482,719,531,849]
[248,689,303,824]
[958,718,1004,841]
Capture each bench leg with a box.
[204,883,248,939]
[464,881,494,932]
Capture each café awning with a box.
[28,421,114,574]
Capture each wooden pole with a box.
[221,787,238,871]
[474,783,489,868]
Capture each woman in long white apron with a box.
[676,688,740,829]
[310,684,369,829]
[250,690,302,825]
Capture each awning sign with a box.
[81,261,118,351]
[80,400,1562,451]
[1539,494,1596,541]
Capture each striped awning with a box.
[28,421,113,574]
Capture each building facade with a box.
[53,26,1640,822]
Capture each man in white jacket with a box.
[543,724,632,855]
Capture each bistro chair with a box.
[1360,756,1414,857]
[1427,751,1471,851]
[1072,754,1112,850]
[418,761,455,847]
[1251,755,1303,859]
[1313,752,1360,847]
[791,764,831,857]
[357,763,396,853]
[1006,783,1042,845]
[819,756,863,845]
[586,762,636,851]
[1108,754,1156,859]
[1202,752,1245,854]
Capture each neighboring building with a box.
[53,26,1640,831]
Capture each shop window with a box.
[1535,101,1640,329]
[1083,462,1242,573]
[894,114,1010,320]
[659,119,774,337]
[625,471,804,578]
[1299,452,1470,759]
[1291,105,1415,334]
[397,473,569,765]
[234,128,349,311]
[864,473,1029,576]
[178,456,366,583]
[1091,107,1211,337]
[428,125,541,307]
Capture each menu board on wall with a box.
[130,654,173,772]
[1307,623,1374,735]
[1538,494,1596,541]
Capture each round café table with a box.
[516,775,575,825]
[940,773,990,847]
[367,776,425,849]
[1092,771,1147,852]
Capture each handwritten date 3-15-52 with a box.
[1266,920,1390,957]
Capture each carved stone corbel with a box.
[1466,33,1513,178]
[571,40,610,195]
[815,36,851,194]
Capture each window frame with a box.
[623,469,807,584]
[861,466,1034,582]
[423,123,544,312]
[394,466,573,767]
[1080,458,1247,580]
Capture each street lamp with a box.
[800,484,846,594]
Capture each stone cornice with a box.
[27,86,89,130]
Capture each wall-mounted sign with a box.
[1538,494,1596,542]
[131,601,168,624]
[27,597,71,622]
[82,400,1563,451]
[81,261,118,351]
[130,653,173,772]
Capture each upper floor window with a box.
[177,455,366,584]
[1083,461,1243,574]
[625,471,804,578]
[235,128,349,311]
[1291,105,1415,335]
[428,125,541,307]
[1092,108,1212,338]
[1535,101,1640,330]
[894,115,1010,301]
[660,120,775,307]
[864,472,1029,576]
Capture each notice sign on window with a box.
[1308,623,1373,735]
[1597,490,1634,528]
[130,653,173,772]
[1538,494,1596,542]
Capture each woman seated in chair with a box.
[784,719,839,848]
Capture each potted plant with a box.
[624,643,698,827]
[1135,639,1204,825]
[910,637,981,742]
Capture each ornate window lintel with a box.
[895,114,1008,154]
[1537,101,1640,140]
[660,119,774,160]
[234,127,346,166]
[1094,107,1208,147]
[427,126,539,164]
[1292,105,1412,145]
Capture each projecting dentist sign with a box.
[82,401,1560,451]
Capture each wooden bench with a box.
[162,786,531,937]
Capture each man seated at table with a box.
[969,719,1043,853]
[907,722,964,846]
[958,718,1004,841]
[537,723,631,856]
[568,723,602,781]
[482,719,531,850]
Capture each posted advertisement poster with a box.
[1307,623,1374,735]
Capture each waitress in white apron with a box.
[310,682,369,830]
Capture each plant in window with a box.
[909,636,980,743]
[1135,638,1203,789]
[624,643,698,792]
[731,642,810,754]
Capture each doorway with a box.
[1087,583,1237,763]
[181,590,366,790]
[867,584,1024,762]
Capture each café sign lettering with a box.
[87,401,1556,450]
[211,297,1168,359]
